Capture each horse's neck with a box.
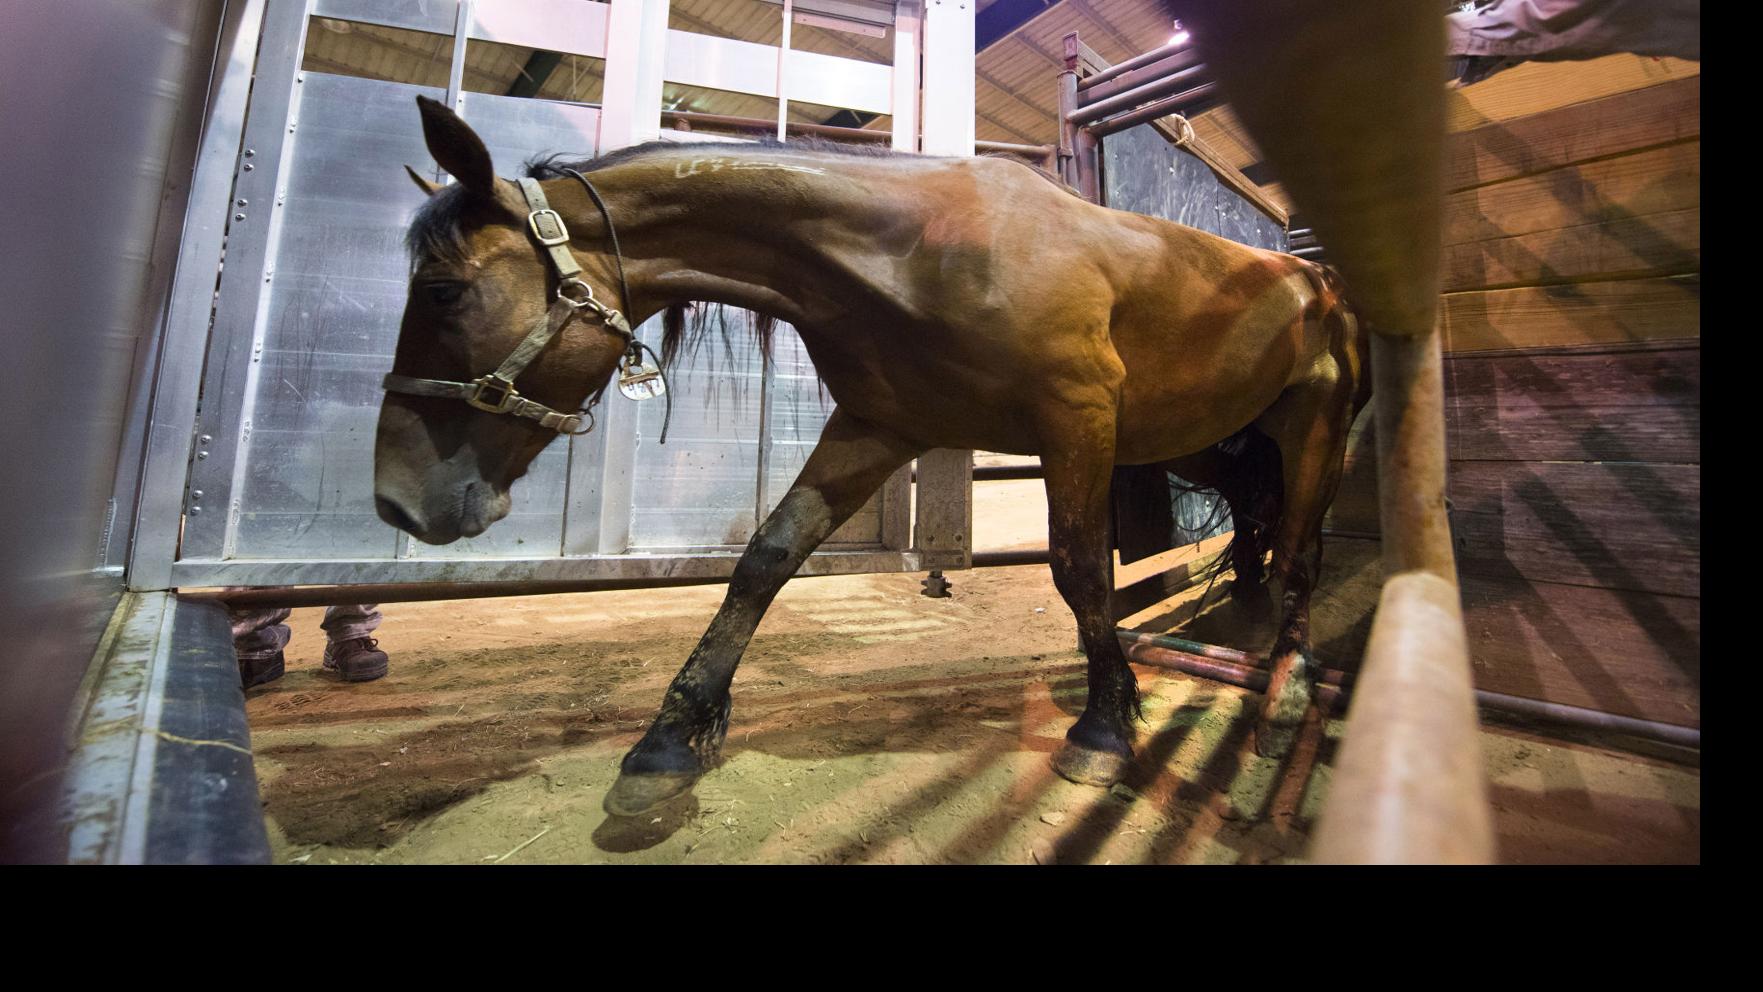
[585,149,894,325]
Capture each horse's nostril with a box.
[375,496,421,534]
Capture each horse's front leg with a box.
[604,409,920,817]
[1040,405,1142,788]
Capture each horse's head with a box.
[374,96,630,544]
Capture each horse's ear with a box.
[416,95,495,196]
[404,164,442,197]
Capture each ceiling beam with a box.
[1064,0,1141,59]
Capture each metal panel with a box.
[130,0,270,587]
[1101,122,1290,547]
[470,0,610,59]
[181,0,316,559]
[170,548,968,587]
[600,0,669,150]
[313,0,456,34]
[663,24,895,115]
[228,72,442,560]
[1101,123,1289,252]
[627,310,766,550]
[765,329,884,546]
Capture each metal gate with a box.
[128,0,973,590]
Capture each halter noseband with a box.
[382,173,670,439]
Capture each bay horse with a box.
[374,96,1368,818]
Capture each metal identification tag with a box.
[617,362,667,401]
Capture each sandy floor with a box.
[245,480,1699,864]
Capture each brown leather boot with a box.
[239,650,286,689]
[323,637,389,683]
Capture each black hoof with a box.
[1052,743,1130,787]
[603,771,699,818]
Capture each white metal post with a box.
[911,0,974,561]
[778,0,794,140]
[600,0,669,151]
[918,0,974,155]
[890,0,922,151]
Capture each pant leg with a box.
[231,606,292,660]
[321,603,382,643]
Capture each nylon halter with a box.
[382,173,671,440]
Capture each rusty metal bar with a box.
[1086,84,1220,138]
[1121,630,1700,749]
[1072,124,1101,201]
[1078,49,1203,105]
[1067,61,1209,127]
[1055,68,1081,188]
[972,548,1049,568]
[976,139,1057,159]
[1077,39,1189,89]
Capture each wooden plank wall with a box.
[1326,70,1700,727]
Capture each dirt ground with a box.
[245,480,1700,864]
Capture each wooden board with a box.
[1446,76,1700,193]
[1444,54,1700,134]
[1460,573,1700,727]
[1322,407,1379,536]
[1448,461,1700,599]
[1443,206,1699,292]
[1443,275,1700,352]
[1446,346,1700,464]
[1444,141,1699,247]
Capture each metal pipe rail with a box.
[1066,62,1211,128]
[1118,630,1701,750]
[1087,85,1220,138]
[1077,40,1191,90]
[1078,49,1204,106]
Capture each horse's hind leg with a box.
[1040,413,1142,787]
[604,409,920,817]
[1250,374,1358,758]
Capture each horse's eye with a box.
[423,281,467,308]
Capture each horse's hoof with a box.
[1052,743,1130,787]
[603,771,698,818]
[1254,650,1313,759]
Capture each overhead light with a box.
[1169,20,1190,47]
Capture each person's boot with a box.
[239,650,286,689]
[323,637,389,683]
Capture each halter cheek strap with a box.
[381,176,641,436]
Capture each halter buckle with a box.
[467,374,519,414]
[528,208,570,247]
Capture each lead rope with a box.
[563,167,673,445]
